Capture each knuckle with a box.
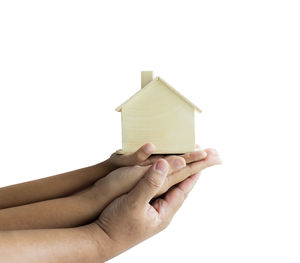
[135,150,146,162]
[144,174,163,189]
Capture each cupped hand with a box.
[90,158,206,260]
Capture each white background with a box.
[0,1,299,262]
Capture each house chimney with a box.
[141,71,153,89]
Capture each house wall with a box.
[121,82,195,154]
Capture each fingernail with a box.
[173,158,186,169]
[144,143,155,154]
[154,159,168,175]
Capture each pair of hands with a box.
[85,144,221,260]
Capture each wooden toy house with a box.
[116,71,201,154]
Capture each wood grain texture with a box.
[120,78,195,154]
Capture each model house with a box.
[116,71,201,154]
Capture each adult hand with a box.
[89,158,206,260]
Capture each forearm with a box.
[0,224,111,263]
[0,160,113,209]
[0,151,213,230]
[0,168,145,231]
[0,182,111,230]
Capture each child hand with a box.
[107,143,160,168]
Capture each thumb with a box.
[128,159,168,206]
[125,143,156,165]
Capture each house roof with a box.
[115,76,202,112]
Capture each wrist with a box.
[102,158,119,171]
[94,176,120,207]
[82,223,115,262]
[95,159,116,177]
